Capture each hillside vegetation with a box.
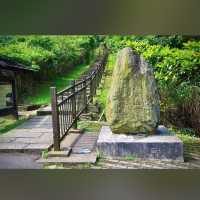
[0,35,103,104]
[0,35,101,70]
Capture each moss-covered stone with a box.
[106,47,160,134]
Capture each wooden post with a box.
[71,80,77,129]
[51,87,60,151]
[12,78,18,119]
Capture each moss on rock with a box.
[106,47,160,134]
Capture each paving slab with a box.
[24,143,52,153]
[0,115,53,153]
[15,134,53,144]
[48,149,72,157]
[0,143,29,152]
[0,153,42,169]
[39,132,99,165]
[1,132,44,138]
[38,152,97,164]
[60,133,81,150]
[72,132,98,154]
[0,138,16,143]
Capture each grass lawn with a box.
[0,116,27,135]
[169,127,200,159]
[25,63,90,105]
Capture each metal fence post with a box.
[71,80,77,129]
[89,74,94,103]
[51,87,60,151]
[83,77,87,112]
[12,78,18,120]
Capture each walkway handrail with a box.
[50,50,108,150]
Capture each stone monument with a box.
[106,47,160,134]
[97,47,183,161]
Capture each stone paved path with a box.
[72,132,98,154]
[38,132,99,165]
[0,153,42,169]
[0,115,53,153]
[1,115,200,169]
[93,157,200,169]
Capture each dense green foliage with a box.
[105,36,200,88]
[0,35,100,70]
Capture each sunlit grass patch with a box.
[0,116,28,134]
[25,63,90,105]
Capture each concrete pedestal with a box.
[97,126,183,161]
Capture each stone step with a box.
[38,132,99,165]
[79,113,93,121]
[71,132,98,154]
[37,152,97,165]
[60,133,81,150]
[47,148,72,157]
[87,104,100,113]
[68,129,83,134]
[37,106,52,116]
[0,143,52,153]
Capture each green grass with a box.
[41,149,49,159]
[0,117,27,134]
[25,63,90,105]
[123,155,136,161]
[95,53,116,110]
[77,120,103,132]
[171,128,200,160]
[171,127,200,144]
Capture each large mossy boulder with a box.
[106,47,160,134]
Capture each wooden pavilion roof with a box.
[0,57,36,73]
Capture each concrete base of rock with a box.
[97,126,183,161]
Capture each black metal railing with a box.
[50,50,108,150]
